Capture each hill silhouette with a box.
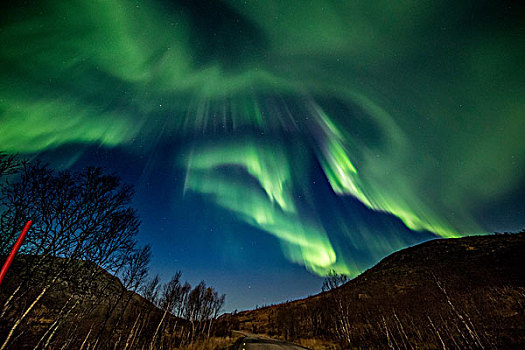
[0,255,184,349]
[223,231,525,349]
[2,232,524,349]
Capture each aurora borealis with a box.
[1,1,524,309]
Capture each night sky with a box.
[1,0,524,311]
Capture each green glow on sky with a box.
[309,101,458,238]
[182,139,350,275]
[1,0,523,275]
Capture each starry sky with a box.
[1,0,524,311]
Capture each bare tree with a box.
[0,160,228,349]
[113,245,152,349]
[0,164,140,350]
[320,269,352,344]
[0,153,18,178]
[207,290,225,338]
[0,153,23,257]
[142,274,161,306]
[94,245,152,346]
[185,281,206,342]
[150,271,189,349]
[321,269,348,292]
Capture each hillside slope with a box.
[0,256,182,349]
[224,232,525,349]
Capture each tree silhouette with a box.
[0,160,226,349]
[0,163,140,349]
[0,153,18,178]
[321,269,348,292]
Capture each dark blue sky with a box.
[1,0,524,311]
[40,141,523,312]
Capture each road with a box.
[234,332,309,350]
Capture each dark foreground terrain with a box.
[0,256,186,349]
[1,232,524,349]
[223,231,525,349]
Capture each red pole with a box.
[0,220,32,287]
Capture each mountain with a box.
[2,232,524,349]
[222,231,525,349]
[0,256,182,349]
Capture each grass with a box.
[296,338,341,349]
[178,335,243,350]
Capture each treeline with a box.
[228,232,525,349]
[271,271,499,348]
[0,154,225,349]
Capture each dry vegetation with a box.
[178,335,242,350]
[222,232,525,349]
[0,159,226,349]
[1,155,524,349]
